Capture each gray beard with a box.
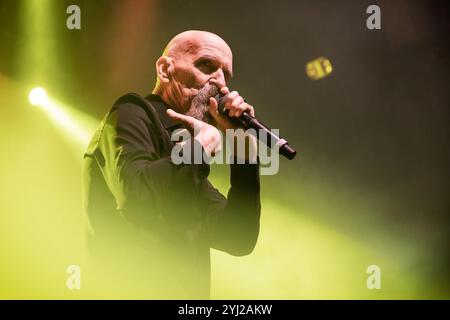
[185,83,220,125]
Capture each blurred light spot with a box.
[306,57,333,80]
[28,87,97,148]
[29,87,49,106]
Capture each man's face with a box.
[168,34,233,120]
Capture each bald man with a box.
[82,30,261,299]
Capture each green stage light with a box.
[27,87,98,149]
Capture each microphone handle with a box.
[214,93,297,160]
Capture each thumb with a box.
[208,97,226,124]
[208,97,219,119]
[166,108,197,131]
[208,97,229,130]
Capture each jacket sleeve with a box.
[200,163,261,256]
[96,101,209,238]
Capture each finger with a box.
[230,96,244,112]
[166,108,196,130]
[208,97,219,117]
[224,91,239,109]
[227,96,243,117]
[208,97,228,128]
[247,104,255,117]
[235,102,254,118]
[240,103,254,117]
[234,108,244,118]
[209,98,229,130]
[221,87,230,95]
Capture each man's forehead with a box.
[197,35,232,56]
[194,46,232,63]
[169,32,232,59]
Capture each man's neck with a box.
[153,87,185,114]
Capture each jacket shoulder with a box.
[114,92,148,108]
[84,93,159,157]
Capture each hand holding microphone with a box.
[207,87,258,162]
[207,87,254,132]
[208,87,297,160]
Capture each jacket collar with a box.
[145,94,182,133]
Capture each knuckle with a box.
[229,91,238,99]
[232,97,244,108]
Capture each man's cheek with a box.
[188,69,211,88]
[176,67,196,85]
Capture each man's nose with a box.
[209,69,226,88]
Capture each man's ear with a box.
[156,56,174,84]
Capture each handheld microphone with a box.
[214,92,297,160]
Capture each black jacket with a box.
[82,93,261,298]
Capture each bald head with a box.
[153,30,233,116]
[164,30,232,60]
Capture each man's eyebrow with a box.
[195,54,218,62]
[200,53,233,78]
[195,54,233,78]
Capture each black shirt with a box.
[82,93,261,298]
